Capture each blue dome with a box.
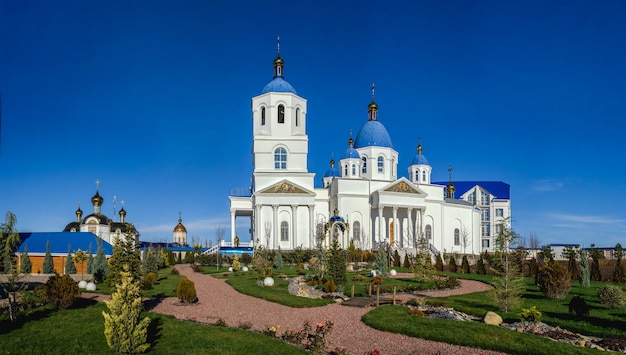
[342,147,360,159]
[261,77,297,94]
[323,166,340,178]
[411,153,429,165]
[354,120,393,148]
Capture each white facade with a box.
[228,49,509,255]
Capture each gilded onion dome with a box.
[75,203,83,222]
[174,216,187,233]
[91,190,103,208]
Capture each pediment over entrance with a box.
[382,179,423,194]
[258,180,312,195]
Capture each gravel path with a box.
[85,266,504,355]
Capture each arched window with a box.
[454,228,460,245]
[353,221,361,241]
[422,170,426,182]
[361,157,367,173]
[351,164,356,176]
[344,164,348,176]
[261,107,266,125]
[377,156,384,173]
[295,108,300,126]
[425,225,432,240]
[280,221,289,241]
[278,104,285,123]
[415,170,419,181]
[274,148,287,169]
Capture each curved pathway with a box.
[133,266,504,355]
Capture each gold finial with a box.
[348,130,354,147]
[178,211,182,223]
[367,83,378,121]
[417,137,422,154]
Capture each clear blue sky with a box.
[1,1,625,248]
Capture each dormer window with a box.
[278,104,285,123]
[261,107,266,125]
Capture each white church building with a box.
[229,45,510,255]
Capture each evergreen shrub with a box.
[176,278,197,304]
[45,274,80,309]
[536,262,571,300]
[568,295,590,317]
[142,272,157,290]
[447,256,457,273]
[597,285,626,309]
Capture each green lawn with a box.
[82,266,186,298]
[0,298,306,354]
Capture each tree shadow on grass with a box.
[543,310,626,332]
[143,297,166,311]
[0,305,54,335]
[146,317,163,350]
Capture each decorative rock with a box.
[483,311,503,326]
[370,270,377,277]
[228,267,233,272]
[86,282,96,291]
[78,280,87,289]
[263,277,274,287]
[242,266,248,272]
[389,269,397,276]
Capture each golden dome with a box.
[119,207,126,217]
[91,190,103,207]
[174,218,187,233]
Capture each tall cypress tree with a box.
[65,245,76,274]
[106,232,142,289]
[93,237,109,282]
[87,243,94,274]
[42,241,54,274]
[21,244,32,274]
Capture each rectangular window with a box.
[467,191,476,205]
[481,192,490,206]
[495,224,504,234]
[481,209,490,222]
[496,208,504,217]
[481,223,490,237]
[482,239,490,248]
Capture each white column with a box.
[291,205,298,250]
[392,206,398,246]
[230,210,236,245]
[272,205,278,249]
[308,205,314,249]
[407,207,413,248]
[377,206,384,246]
[255,204,262,248]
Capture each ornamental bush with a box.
[461,255,470,274]
[518,306,542,323]
[45,274,80,309]
[568,295,590,317]
[142,272,157,290]
[323,279,336,293]
[536,262,571,300]
[597,285,626,309]
[447,256,457,273]
[176,278,197,304]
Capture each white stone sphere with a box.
[370,270,377,277]
[390,269,397,276]
[263,277,275,287]
[242,266,248,272]
[78,280,87,289]
[228,267,233,272]
[86,282,97,291]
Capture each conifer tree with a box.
[327,239,347,286]
[93,237,109,282]
[435,254,444,272]
[489,219,525,312]
[447,255,458,272]
[274,247,284,269]
[461,255,470,273]
[476,254,486,274]
[578,249,590,287]
[613,243,624,283]
[561,245,580,280]
[1,211,21,274]
[103,265,151,353]
[393,250,401,267]
[589,244,603,281]
[20,244,32,274]
[87,243,94,274]
[43,241,54,274]
[402,253,411,268]
[107,232,142,289]
[65,245,76,274]
[142,248,159,275]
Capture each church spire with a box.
[273,36,284,78]
[367,82,378,121]
[446,165,456,199]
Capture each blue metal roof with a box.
[354,120,393,148]
[342,147,360,159]
[324,166,340,177]
[432,181,511,200]
[411,153,429,166]
[16,232,113,255]
[261,77,297,94]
